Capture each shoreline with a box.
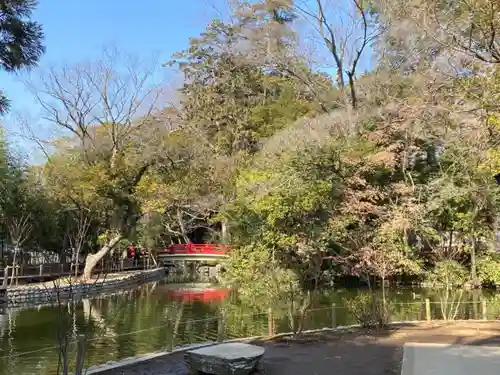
[87,320,500,375]
[84,320,424,374]
[1,268,165,307]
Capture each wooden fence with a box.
[0,257,157,285]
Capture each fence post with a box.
[0,267,6,304]
[268,307,274,337]
[39,264,43,276]
[74,334,86,375]
[331,303,337,328]
[217,309,225,343]
[2,267,8,288]
[186,319,194,344]
[482,300,487,320]
[166,319,174,351]
[425,299,431,321]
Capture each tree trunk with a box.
[347,72,357,109]
[471,236,477,285]
[176,208,191,243]
[9,247,18,287]
[221,221,230,244]
[82,234,123,280]
[382,276,386,307]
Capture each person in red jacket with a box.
[128,244,135,259]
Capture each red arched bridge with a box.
[157,244,230,263]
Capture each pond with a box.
[1,280,500,375]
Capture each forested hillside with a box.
[1,0,500,291]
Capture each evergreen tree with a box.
[0,0,45,114]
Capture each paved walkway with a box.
[402,342,500,375]
[93,321,500,375]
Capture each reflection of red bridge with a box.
[167,288,229,302]
[157,244,230,262]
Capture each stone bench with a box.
[185,343,265,375]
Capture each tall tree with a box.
[291,0,380,108]
[170,18,330,241]
[374,0,500,73]
[31,48,173,279]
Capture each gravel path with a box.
[93,321,500,375]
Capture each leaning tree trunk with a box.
[176,208,191,244]
[82,234,123,280]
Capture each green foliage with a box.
[222,243,302,309]
[4,0,500,294]
[0,0,45,113]
[172,19,327,155]
[344,294,391,329]
[427,260,469,287]
[477,255,500,286]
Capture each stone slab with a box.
[185,342,265,375]
[402,342,500,375]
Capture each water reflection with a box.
[1,283,500,375]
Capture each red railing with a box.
[161,243,230,255]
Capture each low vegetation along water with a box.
[2,280,500,375]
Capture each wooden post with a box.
[482,300,487,320]
[268,307,274,337]
[0,287,6,304]
[331,303,337,328]
[166,319,174,351]
[2,267,8,288]
[217,310,225,343]
[187,319,194,344]
[0,267,6,304]
[39,264,43,276]
[204,317,210,342]
[425,299,431,321]
[74,334,86,375]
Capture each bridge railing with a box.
[161,244,230,255]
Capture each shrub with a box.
[478,255,500,286]
[345,294,391,329]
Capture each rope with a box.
[84,315,220,343]
[0,301,489,360]
[0,345,60,359]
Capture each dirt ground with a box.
[96,321,500,375]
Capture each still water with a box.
[1,281,500,375]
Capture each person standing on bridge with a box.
[133,244,141,266]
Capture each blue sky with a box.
[0,0,373,158]
[0,0,223,150]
